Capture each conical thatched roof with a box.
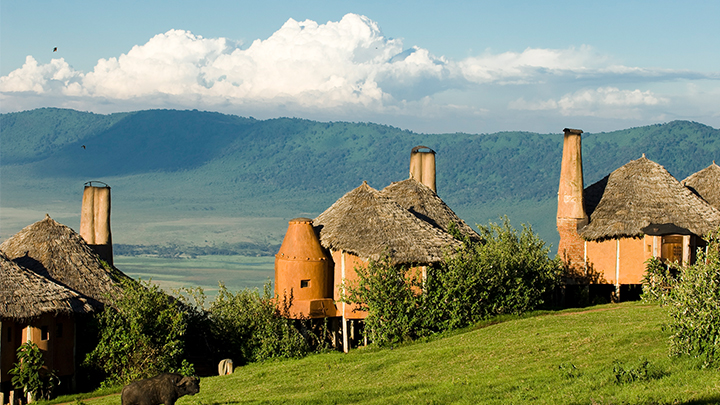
[580,156,720,241]
[313,182,461,264]
[1,251,95,321]
[682,162,720,211]
[0,215,130,305]
[380,178,481,242]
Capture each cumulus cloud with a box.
[0,13,717,131]
[0,56,84,94]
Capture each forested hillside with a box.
[2,108,718,251]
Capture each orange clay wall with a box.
[585,237,650,285]
[20,314,76,377]
[332,250,369,320]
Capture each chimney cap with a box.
[84,181,110,188]
[411,145,436,154]
[563,128,583,135]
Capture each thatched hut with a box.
[683,162,720,211]
[580,156,720,289]
[308,181,461,351]
[581,156,720,241]
[1,252,95,403]
[557,128,720,298]
[380,178,480,243]
[275,146,475,351]
[0,215,129,305]
[314,181,460,267]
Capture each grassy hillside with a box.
[2,108,719,252]
[42,303,720,404]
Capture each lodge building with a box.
[557,128,720,298]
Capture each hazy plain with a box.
[114,255,276,301]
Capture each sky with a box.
[1,0,719,134]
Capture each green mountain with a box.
[2,108,718,252]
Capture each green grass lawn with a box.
[47,302,720,405]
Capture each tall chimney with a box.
[80,182,113,265]
[557,128,587,265]
[410,146,436,193]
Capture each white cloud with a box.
[0,56,84,94]
[0,13,718,132]
[457,45,604,84]
[510,87,669,118]
[82,29,231,99]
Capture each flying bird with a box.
[82,145,86,149]
[53,47,57,52]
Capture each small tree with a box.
[343,256,425,346]
[668,229,720,366]
[9,342,59,401]
[84,279,191,386]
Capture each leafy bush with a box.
[344,217,562,346]
[343,256,425,346]
[83,279,191,386]
[207,283,311,364]
[641,257,679,304]
[611,357,661,384]
[425,218,561,331]
[668,229,720,366]
[9,342,59,401]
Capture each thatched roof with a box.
[580,156,720,241]
[313,182,461,264]
[1,251,95,321]
[380,178,481,242]
[0,215,130,305]
[682,162,720,211]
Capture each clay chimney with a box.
[410,146,436,193]
[557,128,587,265]
[80,182,113,265]
[275,218,333,318]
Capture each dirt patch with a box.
[555,306,623,316]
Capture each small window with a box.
[57,323,64,338]
[300,279,310,288]
[41,325,49,341]
[6,326,11,342]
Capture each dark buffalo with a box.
[121,373,200,405]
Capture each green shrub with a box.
[611,357,662,384]
[83,279,191,386]
[343,256,425,346]
[668,229,720,366]
[344,217,562,346]
[207,282,311,364]
[9,342,59,401]
[425,218,561,331]
[641,256,679,304]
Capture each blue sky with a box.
[1,0,719,134]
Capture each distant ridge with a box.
[2,108,719,250]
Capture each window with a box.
[41,325,49,341]
[300,279,310,288]
[6,326,11,342]
[57,323,63,338]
